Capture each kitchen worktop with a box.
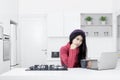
[0,59,120,80]
[0,66,120,80]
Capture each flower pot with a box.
[101,21,106,25]
[86,21,92,25]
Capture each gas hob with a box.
[26,64,68,71]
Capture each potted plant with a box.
[100,16,107,25]
[85,16,93,25]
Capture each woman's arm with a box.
[60,45,79,68]
[68,49,78,68]
[60,47,68,67]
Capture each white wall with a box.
[19,0,112,14]
[18,0,116,62]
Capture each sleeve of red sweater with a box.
[60,47,79,68]
[68,49,78,68]
[60,47,68,67]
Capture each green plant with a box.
[85,16,92,21]
[100,16,106,21]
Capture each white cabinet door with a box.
[0,40,3,74]
[20,16,47,67]
[47,12,80,37]
[0,26,3,39]
[47,12,63,37]
[0,16,10,35]
[10,24,17,66]
[63,12,80,36]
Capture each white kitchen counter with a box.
[0,66,120,80]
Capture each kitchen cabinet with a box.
[47,12,80,37]
[117,15,120,51]
[63,12,80,36]
[0,26,3,38]
[47,12,64,37]
[0,38,10,74]
[0,0,18,74]
[47,58,61,65]
[0,0,18,35]
[20,17,47,67]
[0,40,3,74]
[2,17,11,35]
[0,14,10,35]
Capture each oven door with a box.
[3,35,10,61]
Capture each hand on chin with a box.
[70,43,78,49]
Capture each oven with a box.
[3,34,10,61]
[51,51,59,58]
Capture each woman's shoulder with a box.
[60,43,70,51]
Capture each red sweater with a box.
[60,43,80,68]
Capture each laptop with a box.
[87,52,118,70]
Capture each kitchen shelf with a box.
[81,13,112,37]
[81,25,112,27]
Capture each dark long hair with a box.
[69,29,87,61]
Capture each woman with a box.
[60,29,87,68]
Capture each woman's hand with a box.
[70,43,77,49]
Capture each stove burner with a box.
[26,65,67,71]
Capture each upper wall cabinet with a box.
[117,15,120,38]
[47,12,64,37]
[81,13,112,37]
[47,12,80,37]
[63,12,80,37]
[0,0,18,35]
